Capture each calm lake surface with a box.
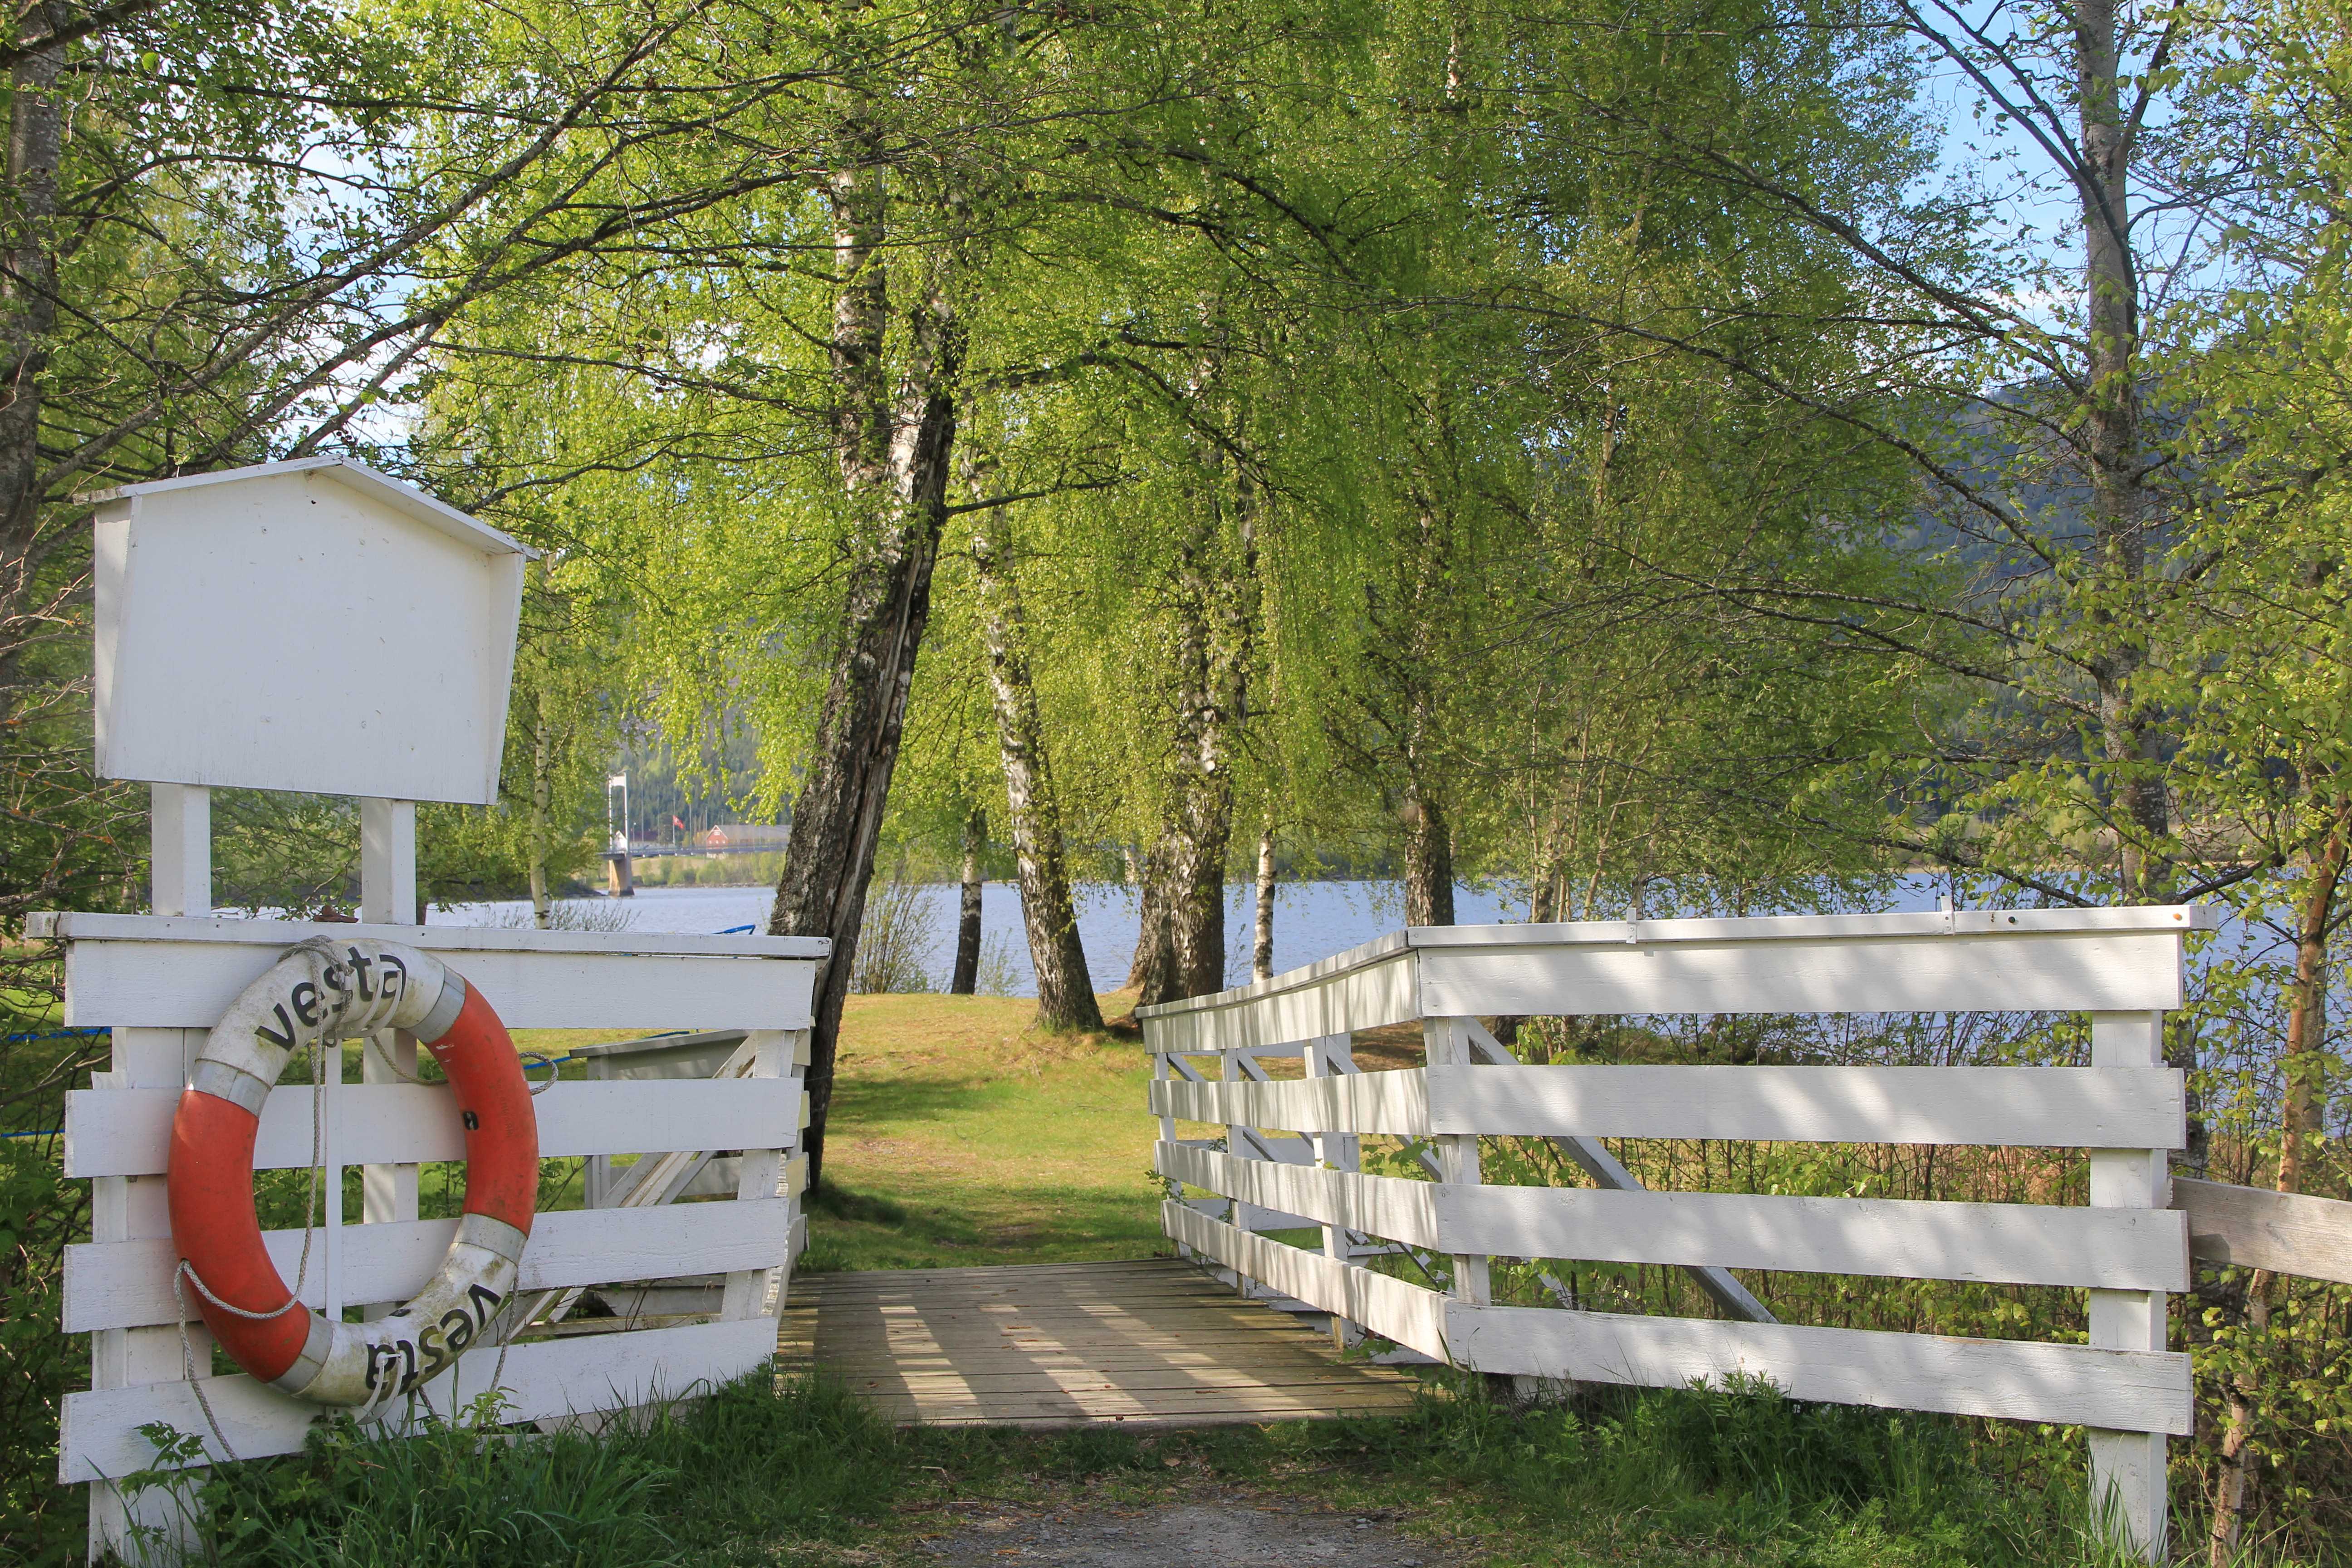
[435,877,1960,999]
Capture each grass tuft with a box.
[113,1368,2233,1568]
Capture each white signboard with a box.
[88,457,531,804]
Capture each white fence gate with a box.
[1141,907,2226,1562]
[41,791,822,1559]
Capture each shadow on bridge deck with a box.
[776,1258,1427,1428]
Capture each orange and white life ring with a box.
[167,937,539,1408]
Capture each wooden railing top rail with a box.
[1134,906,2217,1050]
[27,910,832,960]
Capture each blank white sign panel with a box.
[93,466,524,804]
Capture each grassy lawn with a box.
[795,992,1168,1272]
[506,992,1167,1271]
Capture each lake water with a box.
[434,876,1960,998]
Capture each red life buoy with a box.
[167,937,539,1408]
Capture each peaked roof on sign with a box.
[77,456,537,559]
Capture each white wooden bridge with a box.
[51,882,2352,1565]
[1116,906,2352,1564]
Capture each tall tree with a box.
[970,501,1102,1029]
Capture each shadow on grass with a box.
[799,1176,1166,1270]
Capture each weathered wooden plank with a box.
[65,1198,795,1332]
[1429,1064,2184,1149]
[44,914,820,1031]
[834,1367,1399,1392]
[1164,1203,1451,1363]
[1436,1186,2190,1291]
[840,1394,1416,1426]
[811,1355,1387,1377]
[60,1316,777,1483]
[780,1259,1426,1431]
[1157,1143,1444,1250]
[65,1078,802,1178]
[2176,1178,2352,1285]
[1445,1304,2193,1435]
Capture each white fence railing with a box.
[39,910,822,1554]
[1140,907,2228,1563]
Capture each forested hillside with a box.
[3,0,2349,1558]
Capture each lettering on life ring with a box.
[166,937,539,1408]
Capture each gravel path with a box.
[918,1499,1441,1567]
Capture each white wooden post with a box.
[358,800,420,1318]
[2087,1010,2170,1562]
[88,784,212,1559]
[719,1030,800,1322]
[1152,1050,1188,1261]
[1305,1032,1362,1348]
[1426,1017,1490,1306]
[1220,1049,1254,1295]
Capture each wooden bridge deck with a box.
[776,1258,1427,1428]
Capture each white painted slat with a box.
[2176,1177,2352,1285]
[52,917,819,1031]
[65,1198,795,1333]
[1158,1143,2185,1289]
[59,1315,778,1483]
[1420,931,2186,1017]
[1438,1186,2189,1290]
[1148,1071,1432,1137]
[1139,950,1421,1054]
[1461,1017,1774,1325]
[65,1078,804,1178]
[1157,1143,1444,1250]
[1409,907,2214,946]
[1161,1202,1450,1363]
[29,911,828,959]
[1444,1303,2194,1436]
[1429,1065,2184,1149]
[1135,910,2207,1044]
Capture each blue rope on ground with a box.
[3,1026,108,1044]
[716,924,757,935]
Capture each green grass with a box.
[793,993,1168,1272]
[123,1368,2176,1568]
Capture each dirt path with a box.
[916,1497,1442,1567]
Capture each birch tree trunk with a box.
[1127,840,1176,1001]
[1151,457,1259,998]
[0,21,62,689]
[1401,787,1455,926]
[1395,495,1454,927]
[971,510,1102,1030]
[950,805,984,995]
[1253,815,1275,981]
[768,132,965,1187]
[2209,801,2348,1565]
[528,687,554,929]
[2072,0,2168,903]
